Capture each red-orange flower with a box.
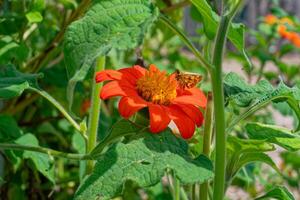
[96,64,207,139]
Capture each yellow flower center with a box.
[136,69,177,105]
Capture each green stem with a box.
[211,14,232,200]
[86,56,106,175]
[287,99,300,132]
[200,92,213,200]
[174,177,180,200]
[30,88,82,134]
[0,143,91,160]
[180,187,189,200]
[192,184,196,200]
[159,14,212,72]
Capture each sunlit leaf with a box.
[246,123,300,151]
[75,130,213,200]
[26,11,43,23]
[225,72,300,131]
[64,0,159,106]
[255,186,295,200]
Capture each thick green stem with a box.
[211,14,232,200]
[86,56,106,174]
[0,143,91,160]
[200,92,213,200]
[159,14,212,72]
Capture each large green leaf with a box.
[225,72,300,131]
[90,119,141,157]
[0,65,41,99]
[255,186,295,200]
[246,123,300,151]
[190,0,251,68]
[64,0,159,105]
[75,130,213,200]
[14,134,55,183]
[224,72,273,107]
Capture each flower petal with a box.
[149,64,159,72]
[176,88,207,108]
[148,104,171,133]
[95,70,122,83]
[175,104,204,127]
[172,95,206,108]
[118,96,147,118]
[118,68,141,83]
[100,81,136,99]
[132,65,146,76]
[167,105,195,139]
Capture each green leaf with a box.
[0,115,22,142]
[75,130,213,200]
[0,41,19,58]
[225,73,300,131]
[233,152,280,176]
[0,65,41,99]
[227,136,275,154]
[224,72,273,107]
[255,186,295,200]
[226,136,275,180]
[14,134,55,183]
[64,0,159,106]
[246,123,300,151]
[90,119,141,157]
[190,0,251,68]
[26,11,43,23]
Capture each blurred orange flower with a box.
[277,25,289,38]
[264,14,278,25]
[96,64,207,139]
[277,24,300,48]
[292,35,300,47]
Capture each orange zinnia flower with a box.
[96,64,206,139]
[277,25,290,39]
[288,32,299,42]
[292,35,300,48]
[264,14,278,25]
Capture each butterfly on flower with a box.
[173,69,203,89]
